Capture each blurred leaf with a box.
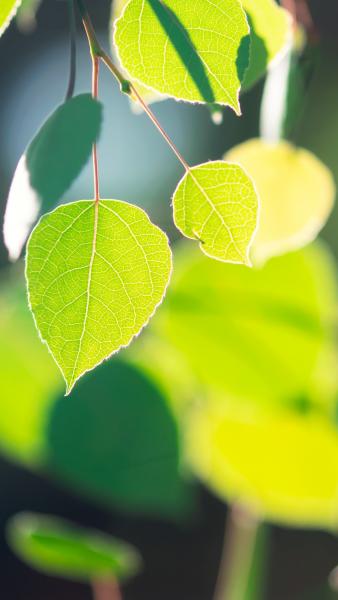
[0,269,61,464]
[26,200,172,394]
[3,94,102,261]
[282,45,320,138]
[16,0,42,32]
[149,242,337,409]
[226,139,335,264]
[47,360,191,518]
[7,512,141,582]
[241,0,292,90]
[172,161,258,264]
[0,0,22,36]
[113,0,250,114]
[186,399,338,529]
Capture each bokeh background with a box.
[0,0,338,598]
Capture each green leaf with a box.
[172,161,258,264]
[113,0,250,114]
[3,94,102,261]
[0,0,22,36]
[47,359,191,518]
[241,0,291,90]
[226,139,335,264]
[111,0,165,111]
[26,199,172,394]
[149,241,338,409]
[7,512,141,582]
[186,397,338,529]
[0,270,61,465]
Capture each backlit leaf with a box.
[26,200,172,394]
[149,242,337,408]
[7,512,141,582]
[113,0,250,114]
[3,94,102,261]
[226,139,335,264]
[0,0,22,36]
[241,0,291,90]
[186,400,338,529]
[172,161,258,264]
[111,0,165,110]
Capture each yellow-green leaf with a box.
[111,0,165,110]
[26,200,172,394]
[226,139,335,264]
[113,0,250,114]
[0,0,22,36]
[242,0,292,90]
[172,161,259,264]
[186,400,338,529]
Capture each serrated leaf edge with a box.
[25,199,173,396]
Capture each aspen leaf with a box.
[26,200,172,394]
[241,0,292,90]
[47,360,191,518]
[7,513,141,582]
[172,161,258,264]
[113,0,250,114]
[226,139,336,264]
[150,242,337,407]
[186,401,338,529]
[111,0,165,111]
[4,94,102,261]
[0,0,22,36]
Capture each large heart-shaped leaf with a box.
[113,0,250,114]
[26,199,172,394]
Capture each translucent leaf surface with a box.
[241,0,291,90]
[186,401,338,529]
[47,360,191,518]
[0,0,22,36]
[111,0,165,110]
[7,513,141,582]
[3,94,102,261]
[26,200,172,394]
[172,161,258,264]
[226,139,335,264]
[114,0,250,114]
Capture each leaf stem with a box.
[92,578,122,600]
[213,504,260,600]
[65,0,77,101]
[76,0,190,173]
[92,55,100,203]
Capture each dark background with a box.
[0,1,337,598]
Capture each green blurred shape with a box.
[0,268,62,465]
[7,512,141,582]
[148,241,337,412]
[27,94,102,210]
[46,360,191,519]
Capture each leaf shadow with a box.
[146,0,216,105]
